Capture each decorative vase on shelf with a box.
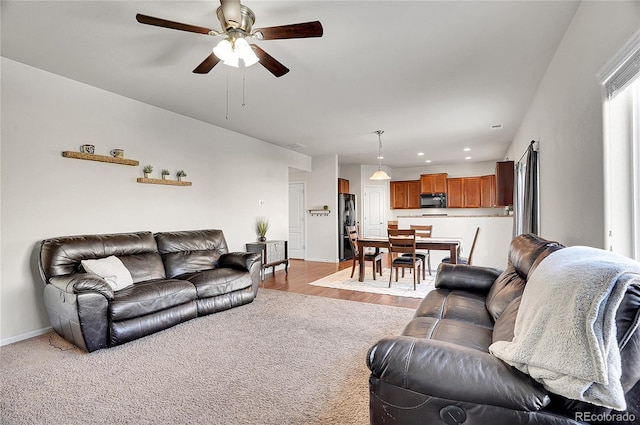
[258,236,267,242]
[144,172,151,179]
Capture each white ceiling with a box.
[1,1,580,168]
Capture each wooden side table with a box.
[246,240,289,280]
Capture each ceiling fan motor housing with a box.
[216,5,255,35]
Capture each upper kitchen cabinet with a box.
[390,180,421,209]
[495,161,514,206]
[447,177,485,208]
[420,173,448,194]
[480,174,496,208]
[338,178,350,194]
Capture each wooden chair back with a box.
[347,225,360,257]
[410,224,432,239]
[467,227,480,265]
[387,228,417,256]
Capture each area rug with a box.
[0,289,415,425]
[308,267,436,299]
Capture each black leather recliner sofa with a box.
[39,229,261,352]
[367,233,640,424]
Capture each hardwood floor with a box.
[260,258,422,309]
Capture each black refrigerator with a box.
[338,193,356,261]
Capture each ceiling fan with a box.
[136,0,323,77]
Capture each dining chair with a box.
[400,225,432,279]
[441,226,480,265]
[387,228,422,290]
[347,226,383,280]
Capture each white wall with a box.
[305,155,339,262]
[506,1,640,248]
[0,58,311,344]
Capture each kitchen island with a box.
[397,214,513,269]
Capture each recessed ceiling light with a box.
[463,147,471,152]
[465,156,472,160]
[425,159,432,163]
[417,152,424,156]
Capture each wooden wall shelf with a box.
[136,178,192,186]
[62,151,139,166]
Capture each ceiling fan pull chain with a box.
[225,68,229,120]
[242,72,246,108]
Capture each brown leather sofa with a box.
[367,234,640,424]
[39,229,261,352]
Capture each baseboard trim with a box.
[1,326,52,347]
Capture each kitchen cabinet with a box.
[464,177,481,208]
[480,175,496,207]
[338,178,350,194]
[390,180,421,209]
[446,178,464,208]
[447,177,487,208]
[495,161,514,206]
[420,173,448,194]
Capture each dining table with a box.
[356,236,463,282]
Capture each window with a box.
[599,30,640,260]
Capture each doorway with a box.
[288,182,306,259]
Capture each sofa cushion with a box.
[492,296,521,344]
[485,265,525,321]
[155,230,229,278]
[109,279,197,321]
[178,268,253,298]
[485,234,563,320]
[414,288,494,329]
[403,317,493,352]
[40,231,166,283]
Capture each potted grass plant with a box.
[176,170,187,181]
[255,217,269,242]
[161,169,170,180]
[143,165,153,179]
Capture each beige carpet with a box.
[308,267,436,299]
[0,289,414,425]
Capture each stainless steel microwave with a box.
[420,193,447,208]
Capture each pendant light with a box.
[369,130,391,180]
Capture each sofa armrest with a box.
[435,263,503,294]
[367,336,550,411]
[49,273,114,300]
[218,252,261,272]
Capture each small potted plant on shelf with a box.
[176,170,187,181]
[161,169,170,180]
[255,217,269,242]
[143,165,153,178]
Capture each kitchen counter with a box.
[397,215,513,269]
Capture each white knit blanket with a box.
[489,246,640,410]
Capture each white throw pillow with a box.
[81,256,134,291]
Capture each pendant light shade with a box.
[369,130,391,180]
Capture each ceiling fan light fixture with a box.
[213,37,259,68]
[369,130,391,180]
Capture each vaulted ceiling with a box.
[1,1,580,168]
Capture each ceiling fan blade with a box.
[220,0,242,27]
[254,21,323,40]
[136,13,214,35]
[250,45,290,77]
[193,53,221,74]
